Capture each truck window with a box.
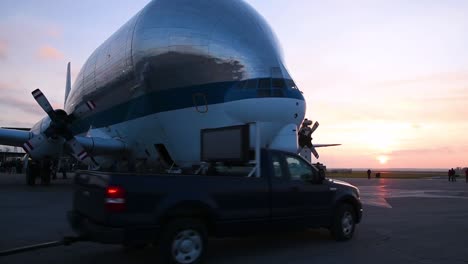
[284,155,316,182]
[271,153,283,178]
[207,162,256,177]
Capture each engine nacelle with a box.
[23,133,64,160]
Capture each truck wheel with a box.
[331,203,356,241]
[159,218,207,264]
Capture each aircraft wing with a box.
[314,144,341,148]
[0,127,126,156]
[1,127,31,131]
[0,128,32,147]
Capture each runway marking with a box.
[358,185,468,208]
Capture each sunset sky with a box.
[0,0,467,168]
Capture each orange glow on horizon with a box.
[377,155,389,165]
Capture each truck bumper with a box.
[67,211,160,244]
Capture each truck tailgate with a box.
[73,171,110,224]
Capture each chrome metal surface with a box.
[66,0,296,116]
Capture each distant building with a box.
[328,169,353,174]
[0,145,26,163]
[455,167,467,176]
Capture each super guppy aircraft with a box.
[0,0,331,172]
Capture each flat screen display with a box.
[201,125,249,162]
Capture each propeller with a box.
[25,88,98,164]
[298,119,340,160]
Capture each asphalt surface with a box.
[1,173,468,264]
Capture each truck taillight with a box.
[105,186,126,212]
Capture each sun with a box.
[377,155,389,165]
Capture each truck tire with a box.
[159,218,207,264]
[331,203,356,241]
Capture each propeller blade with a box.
[32,89,57,122]
[73,100,97,116]
[310,146,319,159]
[67,137,98,166]
[64,62,71,107]
[314,144,341,148]
[22,134,45,155]
[67,138,89,161]
[310,121,319,134]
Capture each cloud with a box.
[375,71,468,88]
[0,81,9,91]
[390,147,458,156]
[0,39,8,60]
[0,82,59,117]
[37,45,64,60]
[0,93,42,116]
[45,26,63,38]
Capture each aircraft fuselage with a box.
[58,0,306,169]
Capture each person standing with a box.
[465,168,468,183]
[60,160,68,179]
[367,169,371,179]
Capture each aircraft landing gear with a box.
[26,158,52,186]
[39,158,52,185]
[25,160,39,186]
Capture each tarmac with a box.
[1,173,468,264]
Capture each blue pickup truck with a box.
[68,149,362,264]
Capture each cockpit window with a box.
[237,80,247,89]
[258,78,271,89]
[286,79,298,90]
[272,78,286,89]
[234,78,299,95]
[246,79,258,89]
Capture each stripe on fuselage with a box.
[69,81,304,134]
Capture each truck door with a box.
[270,151,333,229]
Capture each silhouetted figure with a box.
[449,168,456,182]
[52,160,58,180]
[465,168,468,183]
[15,159,22,174]
[40,157,52,185]
[27,160,39,186]
[367,169,371,179]
[60,161,68,179]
